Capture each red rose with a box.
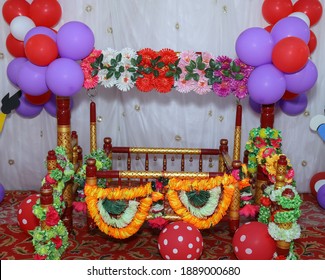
[51,236,63,249]
[45,206,60,226]
[260,196,271,207]
[34,254,47,260]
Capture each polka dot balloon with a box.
[232,221,276,260]
[158,221,203,260]
[17,193,40,234]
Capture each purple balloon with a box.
[271,17,310,44]
[285,60,318,94]
[7,57,28,86]
[248,64,286,105]
[0,183,4,203]
[279,93,308,116]
[317,185,325,209]
[17,61,49,96]
[235,27,274,67]
[57,21,95,60]
[15,94,43,118]
[24,26,57,46]
[44,94,74,117]
[46,58,84,97]
[249,97,262,114]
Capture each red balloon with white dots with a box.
[232,221,276,260]
[158,221,203,260]
[17,193,40,234]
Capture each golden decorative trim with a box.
[129,147,202,154]
[118,170,211,179]
[86,177,97,186]
[90,123,97,152]
[276,240,291,250]
[57,125,70,133]
[233,126,241,161]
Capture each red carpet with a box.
[0,191,324,260]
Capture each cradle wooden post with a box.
[85,158,98,230]
[40,183,53,230]
[219,139,229,172]
[90,101,97,153]
[229,160,242,235]
[233,104,242,161]
[56,96,74,233]
[273,155,292,257]
[255,104,275,205]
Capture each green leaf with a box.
[197,62,206,71]
[144,67,152,74]
[136,55,142,64]
[116,53,122,62]
[189,60,196,69]
[115,71,121,79]
[131,58,137,66]
[97,53,104,63]
[165,71,174,77]
[209,59,217,69]
[230,61,241,72]
[106,71,114,79]
[222,70,230,77]
[91,69,98,77]
[193,73,200,82]
[157,61,165,69]
[127,67,136,73]
[185,73,193,81]
[153,69,159,77]
[110,59,117,67]
[196,55,203,65]
[205,69,213,78]
[118,66,125,73]
[185,65,194,73]
[234,73,244,81]
[168,63,176,70]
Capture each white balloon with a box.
[289,12,310,27]
[10,16,35,41]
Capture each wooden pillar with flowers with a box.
[56,96,74,232]
[254,104,275,205]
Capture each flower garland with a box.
[245,127,282,175]
[166,175,236,229]
[85,182,159,239]
[258,184,302,259]
[32,146,73,260]
[81,48,254,99]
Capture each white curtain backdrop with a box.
[0,0,324,192]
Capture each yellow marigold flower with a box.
[259,128,267,138]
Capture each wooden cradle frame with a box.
[40,96,276,236]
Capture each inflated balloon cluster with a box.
[236,0,322,116]
[2,0,95,118]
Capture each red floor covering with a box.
[0,191,324,260]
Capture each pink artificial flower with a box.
[231,169,240,181]
[216,56,232,70]
[175,74,196,93]
[194,77,211,95]
[45,206,60,227]
[239,204,260,218]
[178,50,197,68]
[73,201,87,213]
[212,80,231,97]
[270,138,282,149]
[254,137,267,148]
[262,147,275,158]
[241,195,253,201]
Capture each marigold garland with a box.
[166,177,235,229]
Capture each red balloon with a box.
[25,34,58,66]
[6,33,26,57]
[2,0,30,24]
[282,90,299,101]
[264,25,274,33]
[17,193,40,234]
[293,0,323,26]
[29,0,62,27]
[158,221,203,260]
[308,30,317,54]
[25,90,52,105]
[262,0,294,25]
[272,37,310,73]
[232,222,276,260]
